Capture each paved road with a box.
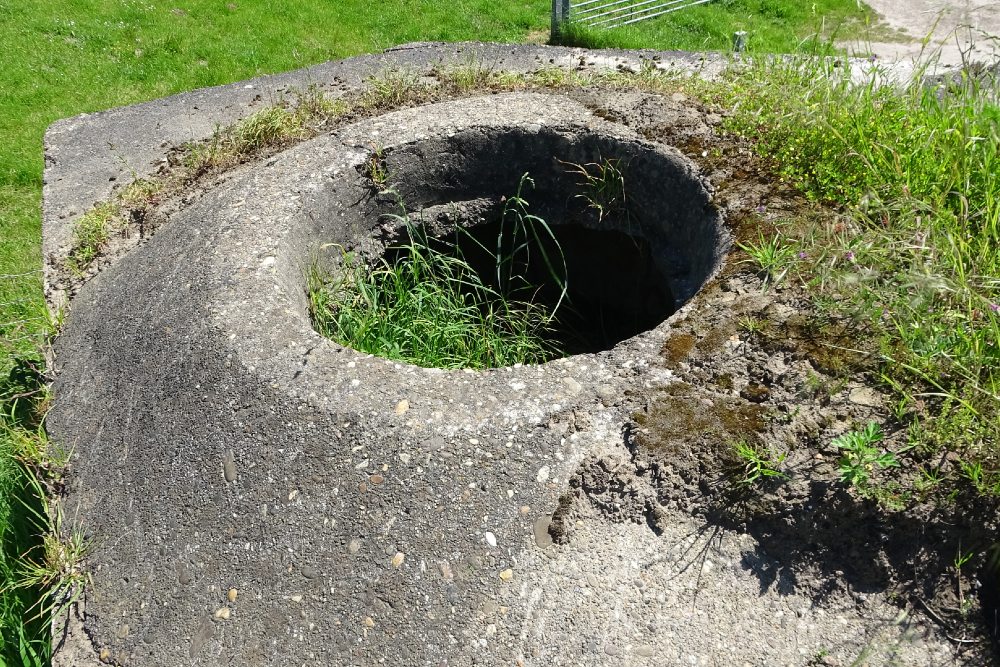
[845,0,1000,66]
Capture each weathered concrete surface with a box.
[41,42,725,299]
[45,44,978,667]
[842,0,1000,66]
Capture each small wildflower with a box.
[990,303,999,313]
[755,204,766,214]
[797,251,807,260]
[844,251,855,261]
[868,54,877,63]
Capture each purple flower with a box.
[755,205,766,214]
[868,55,878,62]
[990,303,999,313]
[798,251,808,260]
[844,251,855,261]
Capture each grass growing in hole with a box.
[560,158,629,225]
[310,175,566,369]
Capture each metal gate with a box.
[552,0,714,32]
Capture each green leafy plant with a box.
[959,460,1000,497]
[832,422,900,490]
[730,440,788,488]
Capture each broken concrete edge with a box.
[41,40,930,315]
[51,601,102,667]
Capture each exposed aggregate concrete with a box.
[44,43,991,667]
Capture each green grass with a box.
[0,0,552,366]
[0,360,54,667]
[690,56,999,502]
[310,227,560,369]
[556,0,881,54]
[310,175,567,369]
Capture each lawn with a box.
[555,0,882,53]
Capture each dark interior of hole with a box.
[383,220,676,356]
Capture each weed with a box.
[730,440,788,488]
[959,460,1000,497]
[560,158,629,224]
[493,174,568,313]
[118,178,162,210]
[3,473,88,624]
[913,465,945,499]
[360,69,424,110]
[954,545,978,615]
[737,231,796,284]
[803,371,839,399]
[291,85,347,124]
[738,315,766,335]
[435,62,525,93]
[365,145,390,190]
[833,422,901,492]
[230,104,305,152]
[64,203,122,274]
[181,130,226,176]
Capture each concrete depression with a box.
[44,45,967,667]
[48,93,725,666]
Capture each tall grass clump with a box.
[310,175,567,369]
[701,58,999,485]
[0,353,56,667]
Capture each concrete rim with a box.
[201,94,725,424]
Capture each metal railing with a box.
[553,0,713,32]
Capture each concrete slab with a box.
[842,0,1000,66]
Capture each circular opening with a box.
[308,125,723,369]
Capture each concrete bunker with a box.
[312,126,722,364]
[45,91,737,666]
